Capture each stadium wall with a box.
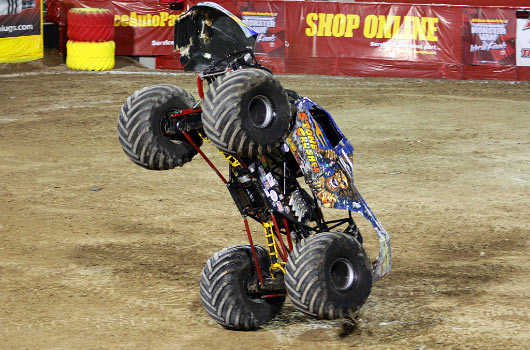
[45,0,530,80]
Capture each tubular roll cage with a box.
[173,76,362,298]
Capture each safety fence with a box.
[44,0,530,80]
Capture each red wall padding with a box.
[359,1,528,6]
[45,0,530,80]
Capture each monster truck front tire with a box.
[285,232,372,319]
[200,245,285,330]
[117,84,202,170]
[201,68,291,157]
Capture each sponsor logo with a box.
[469,18,508,53]
[523,20,530,31]
[521,48,530,57]
[241,12,277,44]
[296,112,320,173]
[305,13,439,41]
[0,24,33,33]
[151,40,174,46]
[114,12,180,27]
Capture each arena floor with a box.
[1,51,529,349]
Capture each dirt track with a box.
[1,51,529,349]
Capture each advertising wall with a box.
[158,1,465,79]
[282,1,462,78]
[0,0,43,62]
[44,0,530,80]
[462,8,516,66]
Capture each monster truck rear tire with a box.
[117,84,202,170]
[200,245,285,330]
[201,68,290,157]
[285,232,372,320]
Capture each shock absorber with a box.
[263,221,285,277]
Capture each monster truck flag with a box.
[516,11,530,66]
[0,0,43,62]
[462,7,516,66]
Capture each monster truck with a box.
[117,2,391,330]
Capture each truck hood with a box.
[174,2,258,72]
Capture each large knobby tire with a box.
[285,232,373,320]
[201,68,290,157]
[67,8,115,42]
[200,245,285,330]
[117,84,202,170]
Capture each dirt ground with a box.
[1,50,529,349]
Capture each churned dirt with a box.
[1,49,529,349]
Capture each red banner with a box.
[46,1,530,80]
[161,1,462,78]
[282,1,461,78]
[462,7,516,66]
[46,0,183,55]
[288,3,459,61]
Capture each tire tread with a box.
[117,84,198,170]
[200,245,284,330]
[285,232,372,319]
[202,69,289,156]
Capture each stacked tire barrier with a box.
[66,8,115,71]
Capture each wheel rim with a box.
[243,274,265,303]
[248,95,275,128]
[330,258,357,291]
[160,109,185,144]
